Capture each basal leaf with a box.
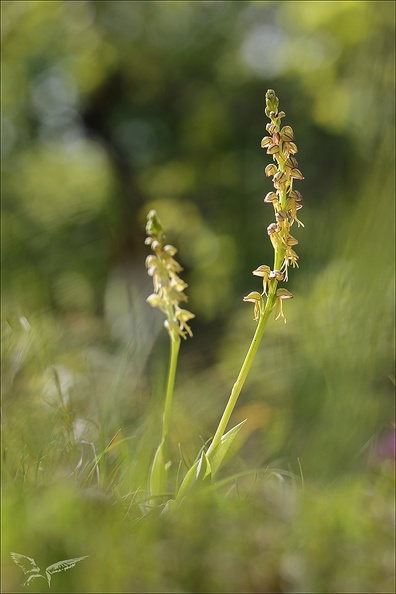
[149,439,167,497]
[174,452,212,506]
[207,419,247,477]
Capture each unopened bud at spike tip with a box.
[265,89,279,114]
[146,209,164,238]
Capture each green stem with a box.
[205,108,293,464]
[206,238,285,459]
[207,289,276,458]
[162,334,181,447]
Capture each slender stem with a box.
[207,289,277,457]
[207,236,285,458]
[162,334,181,446]
[205,91,302,470]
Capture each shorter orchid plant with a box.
[145,89,304,509]
[145,210,195,499]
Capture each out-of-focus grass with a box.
[2,247,394,591]
[2,462,394,592]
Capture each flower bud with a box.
[145,255,157,268]
[264,192,278,204]
[267,144,280,155]
[266,122,278,134]
[267,223,279,235]
[280,126,294,141]
[289,190,303,201]
[261,136,273,148]
[146,210,164,238]
[146,265,157,277]
[273,171,288,185]
[265,89,279,114]
[265,164,277,177]
[285,156,299,169]
[284,141,298,155]
[164,245,177,256]
[147,293,163,308]
[291,168,304,180]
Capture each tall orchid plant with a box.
[145,89,304,508]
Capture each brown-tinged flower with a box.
[252,265,271,294]
[243,291,262,321]
[248,89,304,323]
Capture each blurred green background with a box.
[2,1,394,592]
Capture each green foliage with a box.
[149,439,167,499]
[174,452,212,508]
[207,420,247,478]
[2,1,394,592]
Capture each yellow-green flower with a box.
[243,291,262,321]
[145,210,194,340]
[274,288,294,323]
